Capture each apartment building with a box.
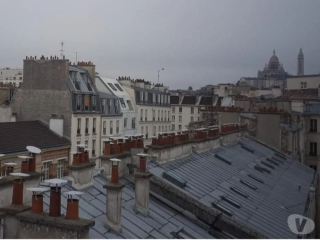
[11,57,101,165]
[95,76,137,136]
[0,68,23,87]
[119,78,171,138]
[287,74,320,90]
[170,95,214,131]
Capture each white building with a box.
[0,68,23,86]
[170,95,213,131]
[95,76,137,137]
[118,78,171,140]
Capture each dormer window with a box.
[140,92,144,103]
[76,95,82,111]
[108,83,117,91]
[145,92,148,102]
[101,99,106,114]
[84,95,90,111]
[92,96,96,111]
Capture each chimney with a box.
[103,158,124,233]
[26,146,42,172]
[133,154,152,216]
[11,173,30,205]
[26,187,49,214]
[4,162,16,176]
[18,156,32,173]
[64,191,84,220]
[44,178,68,217]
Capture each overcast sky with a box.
[1,0,320,89]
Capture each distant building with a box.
[0,68,23,87]
[297,48,304,75]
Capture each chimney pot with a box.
[27,187,49,214]
[137,154,148,173]
[110,158,121,184]
[44,178,68,217]
[64,191,83,220]
[10,172,30,205]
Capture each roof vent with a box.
[221,195,242,208]
[254,165,271,174]
[211,200,234,216]
[162,171,187,188]
[274,152,286,160]
[215,153,232,165]
[240,179,258,190]
[230,186,249,198]
[266,158,279,166]
[248,174,264,184]
[240,144,255,153]
[261,161,275,170]
[271,156,284,164]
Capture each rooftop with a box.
[148,137,316,238]
[281,89,319,100]
[42,174,219,239]
[0,121,70,154]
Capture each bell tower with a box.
[297,48,304,76]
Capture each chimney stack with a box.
[4,162,16,176]
[18,156,32,173]
[44,178,68,217]
[103,158,124,233]
[27,187,49,214]
[64,191,84,220]
[26,146,42,172]
[10,173,30,205]
[133,154,152,216]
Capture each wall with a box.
[235,100,252,111]
[0,69,23,85]
[257,114,281,150]
[171,105,200,131]
[287,75,320,90]
[219,111,240,125]
[0,106,12,122]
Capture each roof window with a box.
[254,165,271,174]
[240,179,257,190]
[221,195,242,208]
[215,153,232,165]
[108,83,117,91]
[230,187,249,198]
[266,158,279,166]
[211,201,234,216]
[271,156,284,164]
[240,144,255,153]
[114,83,123,91]
[162,171,187,188]
[261,161,275,170]
[248,174,264,184]
[274,152,286,160]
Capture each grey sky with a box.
[1,0,320,89]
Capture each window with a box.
[42,161,51,180]
[168,111,170,121]
[13,77,16,80]
[159,126,161,132]
[101,99,106,114]
[301,82,307,89]
[85,118,89,134]
[153,126,156,135]
[179,125,182,130]
[310,119,317,132]
[145,109,148,121]
[140,92,144,103]
[161,110,163,121]
[310,165,317,171]
[123,118,127,129]
[110,121,113,134]
[162,126,164,132]
[18,71,22,75]
[172,115,175,121]
[179,107,182,113]
[179,116,182,122]
[114,100,119,114]
[19,77,22,80]
[191,116,194,122]
[92,140,96,156]
[158,110,160,120]
[198,107,201,113]
[141,109,143,121]
[93,118,96,133]
[85,140,88,148]
[132,117,136,129]
[119,98,126,108]
[108,99,113,114]
[141,126,144,134]
[153,109,155,121]
[76,95,82,111]
[145,92,148,102]
[172,107,175,113]
[103,121,106,135]
[57,159,64,179]
[77,118,81,135]
[146,126,149,138]
[116,120,119,133]
[92,96,97,111]
[108,83,117,91]
[165,126,167,131]
[153,93,156,103]
[191,107,194,114]
[127,100,134,110]
[310,142,317,156]
[172,124,175,131]
[84,95,90,111]
[114,83,123,91]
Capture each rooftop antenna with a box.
[60,41,64,59]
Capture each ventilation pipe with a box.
[44,179,68,217]
[26,187,50,214]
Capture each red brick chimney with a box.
[10,173,30,205]
[64,191,84,220]
[3,162,16,176]
[44,178,68,217]
[137,153,148,172]
[110,158,121,184]
[18,156,32,173]
[26,146,42,172]
[26,187,50,214]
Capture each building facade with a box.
[297,48,304,76]
[119,78,171,139]
[0,68,23,87]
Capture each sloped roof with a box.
[42,175,218,239]
[199,96,213,105]
[0,121,70,154]
[181,96,196,105]
[281,89,319,100]
[170,96,180,105]
[148,137,316,239]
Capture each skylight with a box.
[240,144,255,153]
[271,156,284,164]
[107,83,117,91]
[114,83,124,91]
[221,195,242,208]
[240,179,257,190]
[211,201,234,216]
[254,165,271,174]
[248,174,264,184]
[215,153,232,165]
[275,152,286,160]
[230,187,249,198]
[266,158,279,166]
[261,161,275,170]
[162,171,187,188]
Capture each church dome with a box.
[268,50,280,69]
